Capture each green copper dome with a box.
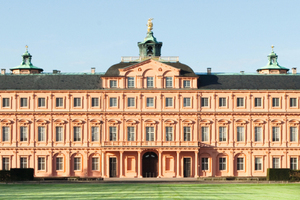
[257,49,289,71]
[10,47,43,72]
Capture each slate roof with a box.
[1,73,300,90]
[0,74,102,90]
[103,61,198,77]
[198,74,300,90]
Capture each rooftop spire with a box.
[147,18,153,33]
[271,45,274,52]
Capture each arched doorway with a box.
[142,152,158,177]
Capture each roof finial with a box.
[147,18,153,33]
[25,45,28,51]
[271,45,274,52]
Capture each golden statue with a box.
[147,18,153,33]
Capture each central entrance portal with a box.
[142,152,158,177]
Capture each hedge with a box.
[290,170,300,181]
[0,168,34,182]
[0,171,11,182]
[267,168,290,181]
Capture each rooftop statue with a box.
[147,18,153,33]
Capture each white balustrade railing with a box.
[121,56,179,62]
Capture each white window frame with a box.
[127,77,135,88]
[254,97,262,107]
[201,126,209,142]
[165,126,173,141]
[237,157,244,170]
[2,98,9,108]
[74,157,81,171]
[91,97,99,107]
[74,98,81,107]
[38,157,45,171]
[166,77,173,88]
[147,77,154,88]
[56,97,63,107]
[219,97,226,107]
[183,126,191,141]
[92,157,99,171]
[165,97,173,107]
[20,126,28,141]
[290,98,297,107]
[146,98,154,107]
[219,126,227,142]
[2,126,9,142]
[38,126,45,142]
[237,98,244,107]
[272,126,280,142]
[20,157,27,169]
[201,157,209,170]
[183,80,190,88]
[127,126,135,141]
[254,126,262,142]
[272,157,280,168]
[20,98,28,107]
[290,158,298,170]
[109,126,117,141]
[255,157,262,171]
[56,157,63,171]
[73,126,81,141]
[91,126,99,141]
[109,97,117,107]
[110,80,117,88]
[146,127,154,141]
[201,98,208,107]
[2,157,9,170]
[272,98,280,107]
[56,126,63,142]
[290,126,297,142]
[237,126,244,142]
[219,157,226,171]
[38,98,45,107]
[183,97,191,107]
[127,97,135,107]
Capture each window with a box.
[109,97,117,107]
[20,98,27,107]
[237,98,244,107]
[56,98,63,107]
[91,126,99,141]
[166,98,173,107]
[2,126,9,142]
[127,77,135,88]
[219,127,227,142]
[219,98,226,107]
[127,126,135,141]
[38,126,45,142]
[254,127,262,142]
[38,98,45,107]
[255,157,262,170]
[2,157,9,170]
[127,98,135,107]
[20,157,27,168]
[73,127,81,141]
[92,157,99,170]
[146,127,154,141]
[201,127,209,142]
[146,98,154,107]
[201,98,208,107]
[272,127,280,142]
[290,98,297,107]
[20,126,27,141]
[165,126,173,141]
[2,98,9,107]
[219,157,226,170]
[183,98,191,107]
[272,98,279,107]
[254,98,262,107]
[38,157,45,171]
[56,157,63,171]
[91,98,99,107]
[147,77,153,88]
[74,157,81,171]
[109,126,117,141]
[74,98,81,107]
[166,77,173,88]
[183,126,191,141]
[56,127,63,142]
[183,80,190,88]
[237,158,244,170]
[201,158,209,170]
[110,80,117,88]
[290,158,298,170]
[290,127,297,142]
[237,126,244,142]
[272,157,280,168]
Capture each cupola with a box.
[257,46,289,74]
[10,46,43,74]
[138,18,163,59]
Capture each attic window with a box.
[147,46,153,56]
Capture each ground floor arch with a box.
[142,151,158,177]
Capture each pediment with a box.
[118,59,180,77]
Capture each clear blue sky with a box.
[1,0,300,73]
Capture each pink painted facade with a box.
[1,29,299,178]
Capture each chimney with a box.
[240,71,244,74]
[207,68,211,75]
[292,68,297,74]
[91,67,95,74]
[1,69,6,75]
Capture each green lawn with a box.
[0,183,299,199]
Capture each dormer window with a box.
[147,77,154,88]
[127,77,135,88]
[183,80,190,88]
[166,77,173,88]
[110,80,117,88]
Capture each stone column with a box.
[176,151,180,177]
[120,151,123,177]
[137,151,141,178]
[158,150,162,177]
[101,151,106,178]
[229,151,234,176]
[66,151,71,177]
[194,151,198,177]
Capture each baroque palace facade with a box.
[0,22,299,178]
